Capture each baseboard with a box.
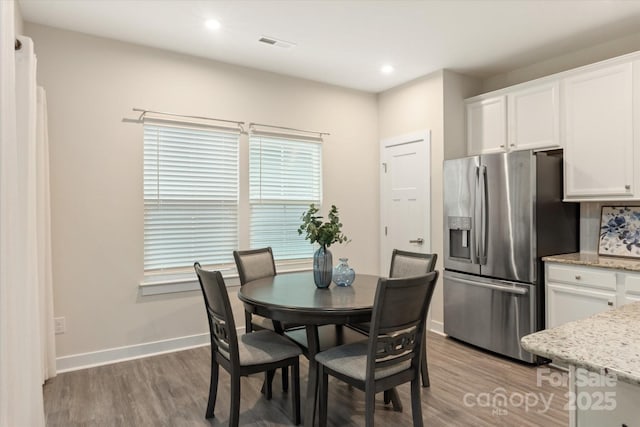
[429,319,445,336]
[56,332,213,373]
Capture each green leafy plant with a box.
[298,204,349,249]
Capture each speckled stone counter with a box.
[543,252,640,272]
[521,302,640,385]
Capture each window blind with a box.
[249,133,322,260]
[144,123,239,271]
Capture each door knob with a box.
[409,238,424,245]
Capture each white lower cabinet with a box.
[623,273,640,305]
[545,262,640,426]
[573,371,640,427]
[546,264,617,328]
[547,283,615,328]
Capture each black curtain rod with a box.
[15,39,22,50]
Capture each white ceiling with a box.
[17,0,640,93]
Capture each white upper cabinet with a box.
[563,61,636,200]
[466,81,561,155]
[507,81,560,151]
[466,95,506,155]
[466,50,640,201]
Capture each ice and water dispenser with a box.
[447,216,472,260]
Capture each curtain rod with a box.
[15,39,22,50]
[126,108,245,131]
[249,122,330,137]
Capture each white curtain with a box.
[0,1,54,425]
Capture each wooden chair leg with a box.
[384,390,391,404]
[244,311,253,333]
[318,365,328,427]
[388,388,403,412]
[411,376,424,427]
[364,383,375,427]
[421,338,430,387]
[205,360,219,418]
[282,366,289,392]
[229,371,241,427]
[291,361,301,425]
[265,370,274,400]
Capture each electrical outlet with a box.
[54,317,65,335]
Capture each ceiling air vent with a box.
[258,36,296,49]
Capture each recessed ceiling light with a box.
[205,19,221,31]
[381,64,394,74]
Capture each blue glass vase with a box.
[313,246,333,289]
[333,258,355,287]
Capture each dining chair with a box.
[233,247,279,333]
[349,249,438,388]
[234,247,304,393]
[194,262,302,426]
[315,271,439,427]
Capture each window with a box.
[143,123,239,272]
[249,132,322,260]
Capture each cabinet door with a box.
[508,81,560,151]
[563,62,634,199]
[576,377,640,427]
[623,273,640,306]
[466,96,507,155]
[546,283,615,328]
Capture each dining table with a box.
[238,271,388,426]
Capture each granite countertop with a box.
[521,302,640,385]
[543,252,640,272]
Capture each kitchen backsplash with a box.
[580,202,640,253]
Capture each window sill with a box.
[139,259,313,296]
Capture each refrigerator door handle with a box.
[473,166,481,264]
[447,275,529,295]
[478,165,488,265]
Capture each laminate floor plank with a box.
[44,332,569,426]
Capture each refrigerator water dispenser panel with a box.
[448,216,472,260]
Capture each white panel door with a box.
[563,62,635,198]
[380,131,431,276]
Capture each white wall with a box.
[443,70,482,160]
[377,70,480,331]
[25,23,379,361]
[13,1,22,35]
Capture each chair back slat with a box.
[208,307,232,357]
[374,326,419,369]
[234,247,277,285]
[389,250,437,278]
[367,271,439,379]
[194,263,239,364]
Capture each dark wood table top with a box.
[238,271,380,325]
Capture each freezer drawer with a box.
[443,270,537,363]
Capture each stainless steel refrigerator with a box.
[443,149,578,363]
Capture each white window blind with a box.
[249,133,322,260]
[144,123,239,272]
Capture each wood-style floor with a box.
[44,332,569,426]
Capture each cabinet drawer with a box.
[547,264,616,290]
[625,274,640,295]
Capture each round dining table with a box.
[238,271,382,426]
